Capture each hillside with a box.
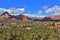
[40,15,60,21]
[0,12,28,22]
[0,12,60,21]
[50,15,60,20]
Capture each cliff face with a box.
[41,15,60,21]
[0,12,10,20]
[0,12,28,22]
[50,15,60,20]
[0,12,60,21]
[42,17,52,21]
[22,16,28,22]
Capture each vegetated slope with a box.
[0,20,60,40]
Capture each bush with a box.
[0,20,59,40]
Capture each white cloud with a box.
[0,8,7,14]
[37,10,42,15]
[45,5,60,16]
[23,10,45,17]
[0,7,45,17]
[7,8,16,13]
[17,8,25,11]
[23,13,46,17]
[43,6,48,9]
[0,7,25,15]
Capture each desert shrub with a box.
[0,20,59,40]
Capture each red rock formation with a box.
[0,12,10,20]
[51,15,60,20]
[22,16,28,22]
[11,17,16,20]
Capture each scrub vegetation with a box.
[0,20,60,40]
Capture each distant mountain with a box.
[30,15,60,21]
[0,12,28,22]
[0,11,60,21]
[50,15,60,20]
[39,15,60,21]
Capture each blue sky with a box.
[0,0,60,17]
